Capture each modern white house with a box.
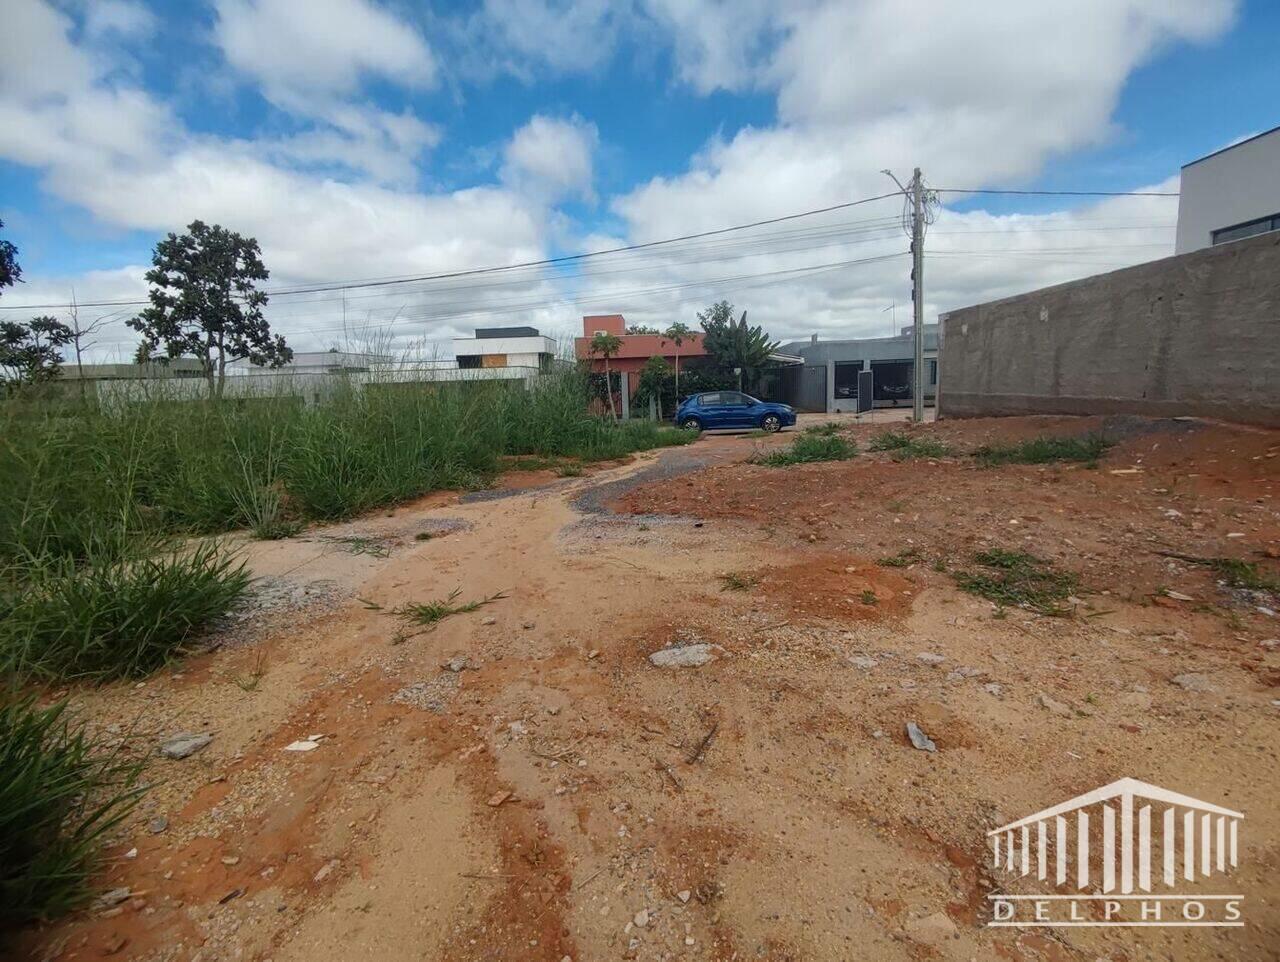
[450,326,558,371]
[1175,126,1280,254]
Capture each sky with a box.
[0,0,1275,359]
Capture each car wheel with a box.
[760,414,781,433]
[681,417,702,432]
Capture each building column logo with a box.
[988,778,1244,927]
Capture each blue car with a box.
[675,391,797,433]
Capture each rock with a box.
[649,644,717,669]
[442,655,469,672]
[283,740,320,752]
[160,733,212,760]
[1036,692,1072,717]
[904,911,958,946]
[522,621,535,630]
[916,652,945,665]
[633,909,650,928]
[677,890,691,903]
[871,729,886,739]
[148,815,169,835]
[848,655,878,670]
[983,683,1003,697]
[221,855,240,866]
[481,616,497,626]
[1172,672,1214,693]
[1259,639,1279,650]
[946,667,982,682]
[94,888,132,911]
[487,790,513,807]
[905,722,936,753]
[314,859,339,883]
[1164,590,1195,602]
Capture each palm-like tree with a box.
[663,321,693,400]
[589,331,623,419]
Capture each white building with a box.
[1175,126,1280,254]
[450,326,557,371]
[231,350,393,374]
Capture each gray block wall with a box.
[938,231,1280,426]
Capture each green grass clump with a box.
[803,422,843,437]
[0,542,250,682]
[1169,555,1279,593]
[952,548,1078,615]
[719,572,759,592]
[972,434,1112,468]
[755,433,857,467]
[391,588,507,638]
[877,548,923,568]
[868,430,949,459]
[1,694,143,928]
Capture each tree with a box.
[588,331,622,419]
[697,301,778,391]
[625,324,660,335]
[662,321,694,400]
[128,220,291,397]
[635,355,672,419]
[0,219,20,298]
[0,316,73,387]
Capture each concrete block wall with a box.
[938,231,1280,426]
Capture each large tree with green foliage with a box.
[0,219,20,297]
[129,221,291,397]
[696,301,779,390]
[0,316,73,388]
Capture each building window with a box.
[457,355,481,369]
[929,359,938,385]
[1212,213,1280,246]
[833,361,862,398]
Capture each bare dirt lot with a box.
[21,413,1280,962]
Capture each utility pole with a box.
[909,168,925,423]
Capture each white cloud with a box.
[83,0,157,41]
[213,0,437,103]
[450,0,626,80]
[502,115,599,202]
[639,0,779,94]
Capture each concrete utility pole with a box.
[909,167,925,423]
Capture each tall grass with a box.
[1,694,143,929]
[0,367,691,560]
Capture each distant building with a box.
[1175,126,1280,254]
[451,326,557,371]
[58,359,208,382]
[776,325,939,412]
[232,350,392,374]
[574,314,708,396]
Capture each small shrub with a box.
[1167,554,1279,593]
[0,542,250,682]
[719,572,758,592]
[972,434,1112,468]
[555,463,584,478]
[803,422,843,437]
[391,588,507,637]
[0,694,143,928]
[878,548,923,568]
[756,434,857,467]
[952,548,1078,615]
[868,430,949,459]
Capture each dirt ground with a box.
[19,412,1280,962]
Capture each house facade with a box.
[1175,126,1280,254]
[452,326,557,371]
[573,314,707,396]
[776,325,940,412]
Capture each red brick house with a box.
[573,314,707,396]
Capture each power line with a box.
[0,191,903,312]
[934,187,1180,197]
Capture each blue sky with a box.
[0,0,1273,354]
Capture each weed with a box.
[972,434,1112,468]
[230,650,267,692]
[952,548,1078,615]
[391,588,507,638]
[719,572,759,592]
[886,499,907,513]
[878,548,923,568]
[413,532,432,542]
[868,430,949,459]
[803,422,843,437]
[755,433,857,467]
[0,541,250,682]
[555,463,584,478]
[860,589,878,605]
[1163,553,1279,593]
[0,694,143,927]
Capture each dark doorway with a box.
[833,361,863,400]
[871,360,913,404]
